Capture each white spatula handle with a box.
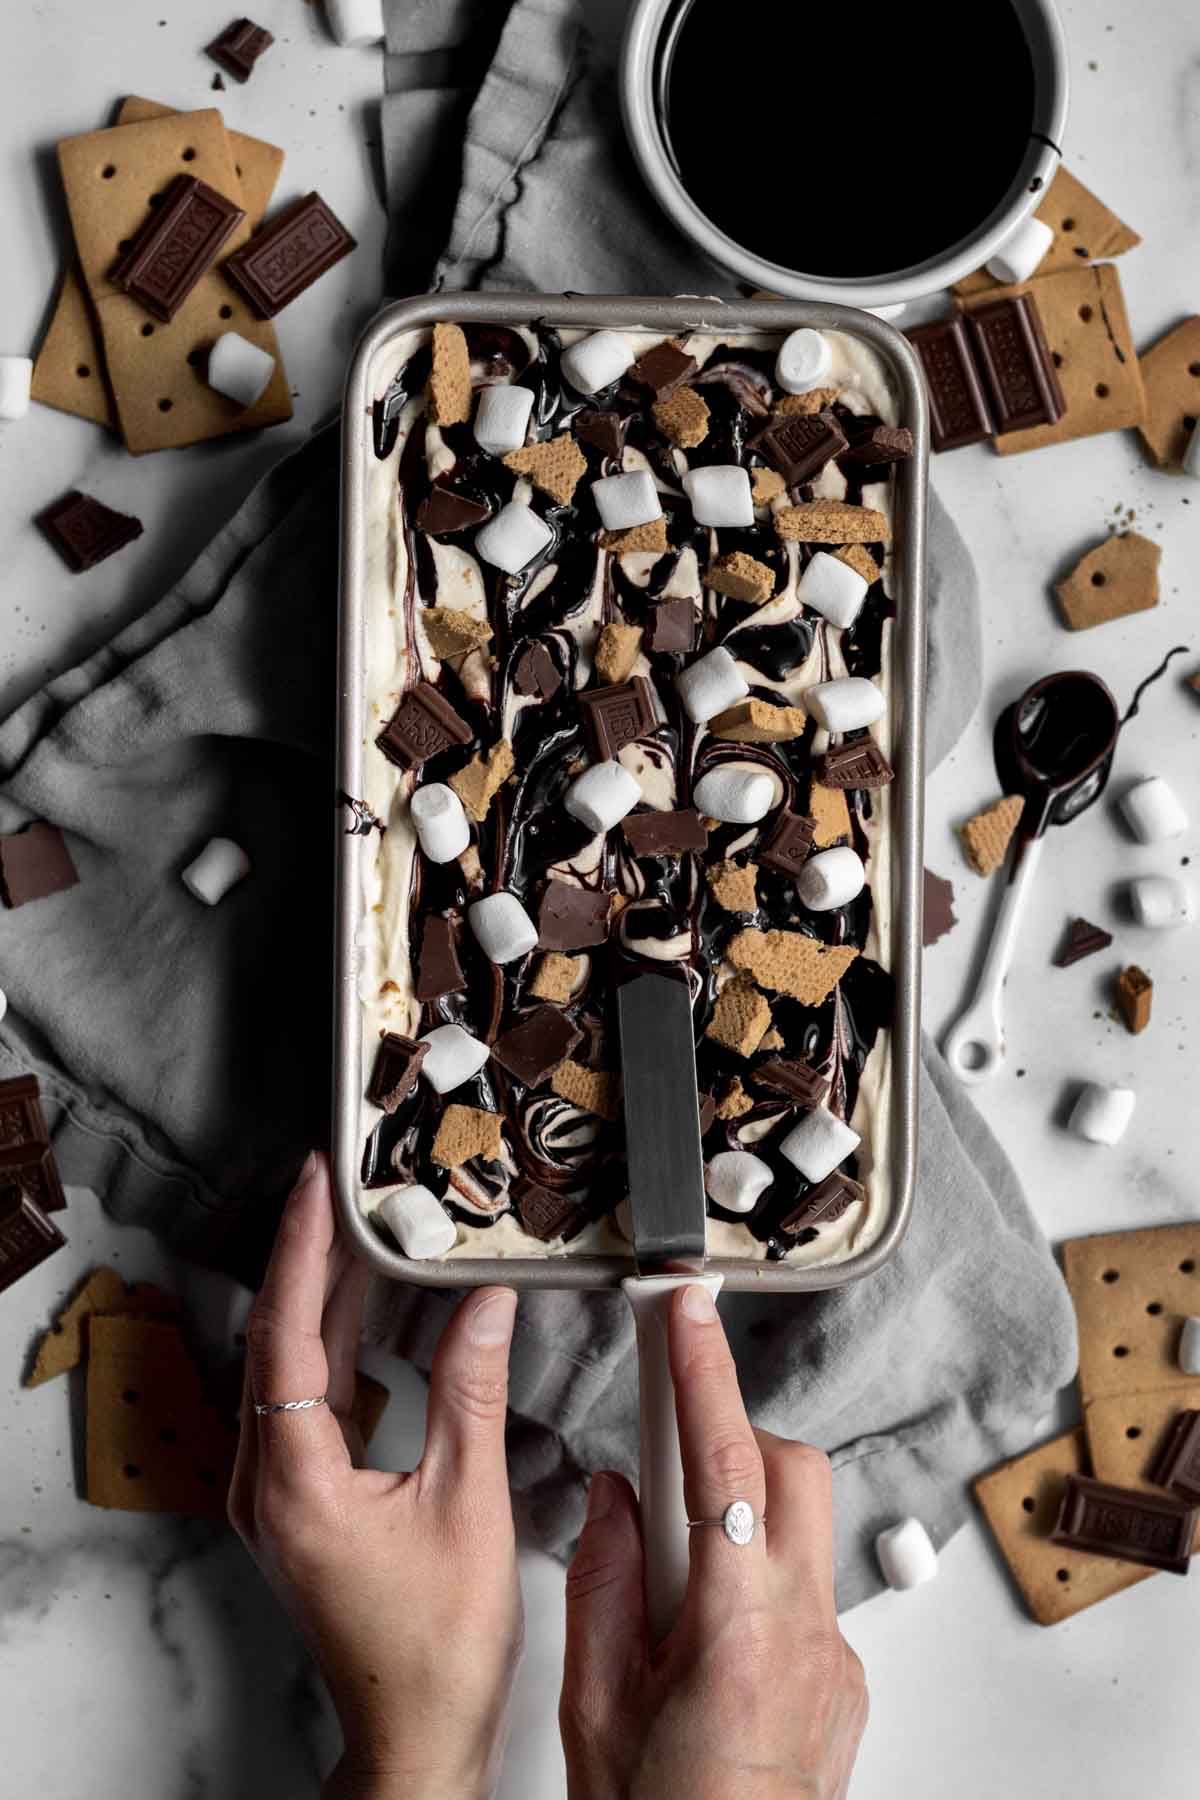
[943,836,1044,1083]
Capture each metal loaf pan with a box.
[334,293,929,1293]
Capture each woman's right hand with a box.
[559,1282,867,1800]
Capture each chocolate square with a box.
[819,739,894,789]
[0,1187,65,1295]
[839,424,914,469]
[0,824,79,908]
[906,317,995,452]
[513,1177,586,1243]
[621,808,708,857]
[756,1059,828,1108]
[376,683,473,770]
[645,598,696,655]
[752,410,847,484]
[416,488,492,537]
[415,916,466,1002]
[579,677,656,760]
[966,293,1066,435]
[366,1033,429,1112]
[759,811,815,877]
[112,176,246,322]
[206,17,275,81]
[1151,1411,1200,1503]
[538,880,613,951]
[778,1171,865,1236]
[36,492,143,572]
[1054,917,1113,968]
[573,411,624,462]
[223,192,356,319]
[491,1007,582,1087]
[629,342,697,396]
[512,641,562,700]
[0,1145,66,1215]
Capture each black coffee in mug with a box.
[661,0,1038,277]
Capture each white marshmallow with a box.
[474,383,534,455]
[207,332,276,409]
[0,356,33,421]
[705,1150,773,1215]
[683,464,754,528]
[468,891,539,964]
[1068,1083,1136,1146]
[693,767,775,825]
[410,782,470,863]
[675,645,749,723]
[474,501,553,574]
[0,986,7,1024]
[1184,423,1200,480]
[378,1185,457,1259]
[805,677,885,734]
[779,1107,861,1183]
[324,0,384,45]
[1179,1317,1200,1376]
[797,551,869,629]
[181,837,250,906]
[876,1518,938,1591]
[1120,776,1188,843]
[418,1022,491,1094]
[866,303,906,321]
[565,762,642,833]
[797,846,866,911]
[985,215,1055,286]
[1130,876,1195,929]
[776,328,834,395]
[592,470,660,531]
[561,330,635,395]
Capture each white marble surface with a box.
[2,0,1200,1794]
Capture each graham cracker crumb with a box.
[449,740,515,822]
[752,467,786,505]
[595,622,644,685]
[529,952,581,1002]
[26,1267,178,1389]
[431,1104,505,1169]
[653,387,710,448]
[1116,964,1152,1035]
[707,551,775,604]
[602,516,670,554]
[1054,532,1160,630]
[775,501,890,544]
[707,859,759,913]
[959,795,1025,876]
[710,697,807,743]
[726,929,859,1006]
[422,606,493,660]
[428,322,471,426]
[705,976,772,1058]
[551,1059,621,1121]
[715,1076,754,1119]
[503,433,588,505]
[834,544,881,586]
[809,782,850,847]
[759,1026,785,1052]
[775,388,840,417]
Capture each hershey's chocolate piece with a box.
[206,17,274,80]
[223,192,356,318]
[923,868,957,947]
[839,423,915,469]
[491,1006,582,1087]
[573,410,624,461]
[112,176,245,322]
[376,683,473,770]
[1116,964,1152,1035]
[0,1146,67,1216]
[906,318,995,452]
[574,1016,608,1070]
[0,1187,65,1296]
[756,1059,829,1107]
[0,1076,48,1152]
[1051,1473,1197,1575]
[779,1171,866,1236]
[629,341,697,396]
[966,293,1066,435]
[1054,916,1113,968]
[366,1033,429,1112]
[0,823,79,909]
[621,808,708,857]
[645,597,696,654]
[36,491,143,571]
[514,1177,585,1243]
[538,879,613,951]
[415,915,466,1001]
[698,1091,716,1135]
[579,676,655,760]
[1151,1410,1200,1503]
[760,810,815,877]
[416,488,491,536]
[512,641,562,700]
[753,410,847,484]
[820,738,894,789]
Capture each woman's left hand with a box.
[228,1152,522,1800]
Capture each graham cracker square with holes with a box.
[1136,316,1200,470]
[953,167,1141,298]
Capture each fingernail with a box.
[587,1471,616,1522]
[291,1149,318,1193]
[468,1288,517,1347]
[681,1282,717,1323]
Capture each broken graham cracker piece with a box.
[709,698,807,743]
[959,795,1024,876]
[528,952,582,1003]
[705,978,772,1058]
[752,467,786,505]
[449,740,514,822]
[834,544,881,585]
[431,1104,505,1169]
[953,166,1141,298]
[1136,317,1200,469]
[503,433,588,505]
[1054,531,1160,630]
[809,782,851,848]
[27,1266,179,1388]
[427,322,472,425]
[421,606,493,660]
[973,1429,1154,1625]
[1116,965,1152,1035]
[595,622,644,685]
[706,860,758,913]
[715,1076,753,1119]
[653,386,710,448]
[550,1059,621,1122]
[707,551,775,604]
[775,501,890,544]
[775,388,839,417]
[726,929,859,1007]
[601,516,670,554]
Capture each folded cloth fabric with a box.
[0,0,1073,1609]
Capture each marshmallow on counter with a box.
[1179,1317,1200,1376]
[705,1150,773,1215]
[180,837,250,906]
[474,501,553,574]
[324,0,384,44]
[474,383,534,455]
[1184,424,1200,480]
[410,783,470,864]
[565,761,642,834]
[468,891,539,964]
[561,330,635,395]
[0,356,33,421]
[985,215,1055,286]
[378,1184,457,1260]
[0,985,6,1024]
[797,551,869,630]
[797,846,866,912]
[1068,1083,1136,1146]
[1120,776,1188,843]
[683,464,754,528]
[207,333,276,409]
[418,1022,491,1094]
[693,766,775,825]
[775,328,834,395]
[876,1518,938,1591]
[1130,875,1195,929]
[779,1106,861,1183]
[805,676,885,734]
[592,469,660,531]
[675,645,749,724]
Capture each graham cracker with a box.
[959,794,1024,876]
[55,109,290,452]
[504,433,587,505]
[653,387,710,448]
[775,388,839,417]
[428,322,471,425]
[957,264,1145,454]
[834,544,881,586]
[705,977,771,1058]
[715,1076,753,1119]
[431,1104,505,1169]
[449,740,514,822]
[759,1027,785,1052]
[810,782,850,847]
[1135,317,1200,469]
[422,606,493,660]
[595,622,643,685]
[1115,964,1153,1035]
[953,167,1141,298]
[1054,531,1160,630]
[775,502,890,544]
[706,860,758,914]
[725,928,859,1007]
[528,952,581,1002]
[973,1428,1153,1625]
[709,698,806,743]
[601,516,670,554]
[26,1265,179,1388]
[1063,1224,1200,1411]
[752,468,786,505]
[707,551,774,604]
[550,1060,621,1122]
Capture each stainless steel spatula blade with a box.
[618,968,707,1272]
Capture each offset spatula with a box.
[618,970,723,1643]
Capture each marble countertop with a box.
[2,1,1199,1794]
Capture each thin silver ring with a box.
[254,1394,328,1417]
[686,1499,763,1545]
